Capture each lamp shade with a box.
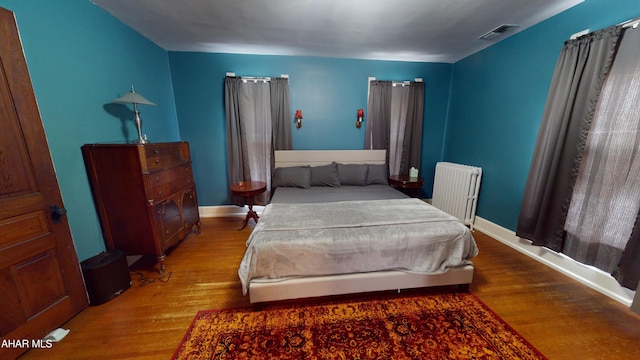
[111,87,156,106]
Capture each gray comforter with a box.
[238,198,478,294]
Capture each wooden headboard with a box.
[274,150,386,168]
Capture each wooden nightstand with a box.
[388,175,424,198]
[230,181,267,230]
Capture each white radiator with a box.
[432,162,482,229]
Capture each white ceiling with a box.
[91,0,584,63]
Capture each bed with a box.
[238,150,478,303]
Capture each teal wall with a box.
[169,53,453,205]
[0,0,180,260]
[2,0,637,262]
[446,0,640,230]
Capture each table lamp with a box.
[112,86,156,144]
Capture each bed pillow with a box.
[337,163,369,186]
[367,164,388,185]
[310,163,341,187]
[272,166,311,188]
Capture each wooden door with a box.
[0,7,88,359]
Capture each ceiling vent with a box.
[479,24,518,41]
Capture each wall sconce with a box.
[295,109,303,129]
[356,108,364,128]
[112,86,156,144]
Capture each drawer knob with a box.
[155,159,160,164]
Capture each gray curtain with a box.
[516,26,622,251]
[270,77,292,150]
[614,212,640,289]
[240,80,272,205]
[606,27,640,291]
[365,80,392,152]
[225,77,249,198]
[563,26,640,277]
[365,80,424,176]
[388,84,408,176]
[400,82,425,175]
[225,76,291,206]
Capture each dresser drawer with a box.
[141,142,190,171]
[145,165,194,202]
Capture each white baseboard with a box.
[198,205,265,218]
[474,216,635,307]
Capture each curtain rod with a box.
[242,77,271,83]
[393,78,424,86]
[225,72,289,81]
[369,77,423,84]
[570,16,640,40]
[620,16,640,29]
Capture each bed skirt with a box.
[248,265,474,303]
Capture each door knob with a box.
[50,205,67,224]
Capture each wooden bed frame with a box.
[247,150,474,303]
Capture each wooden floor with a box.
[20,217,640,359]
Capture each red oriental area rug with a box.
[172,291,546,359]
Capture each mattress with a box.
[238,197,478,294]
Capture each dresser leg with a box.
[157,254,166,274]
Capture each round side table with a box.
[388,175,424,198]
[230,181,267,230]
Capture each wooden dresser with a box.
[82,142,200,271]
